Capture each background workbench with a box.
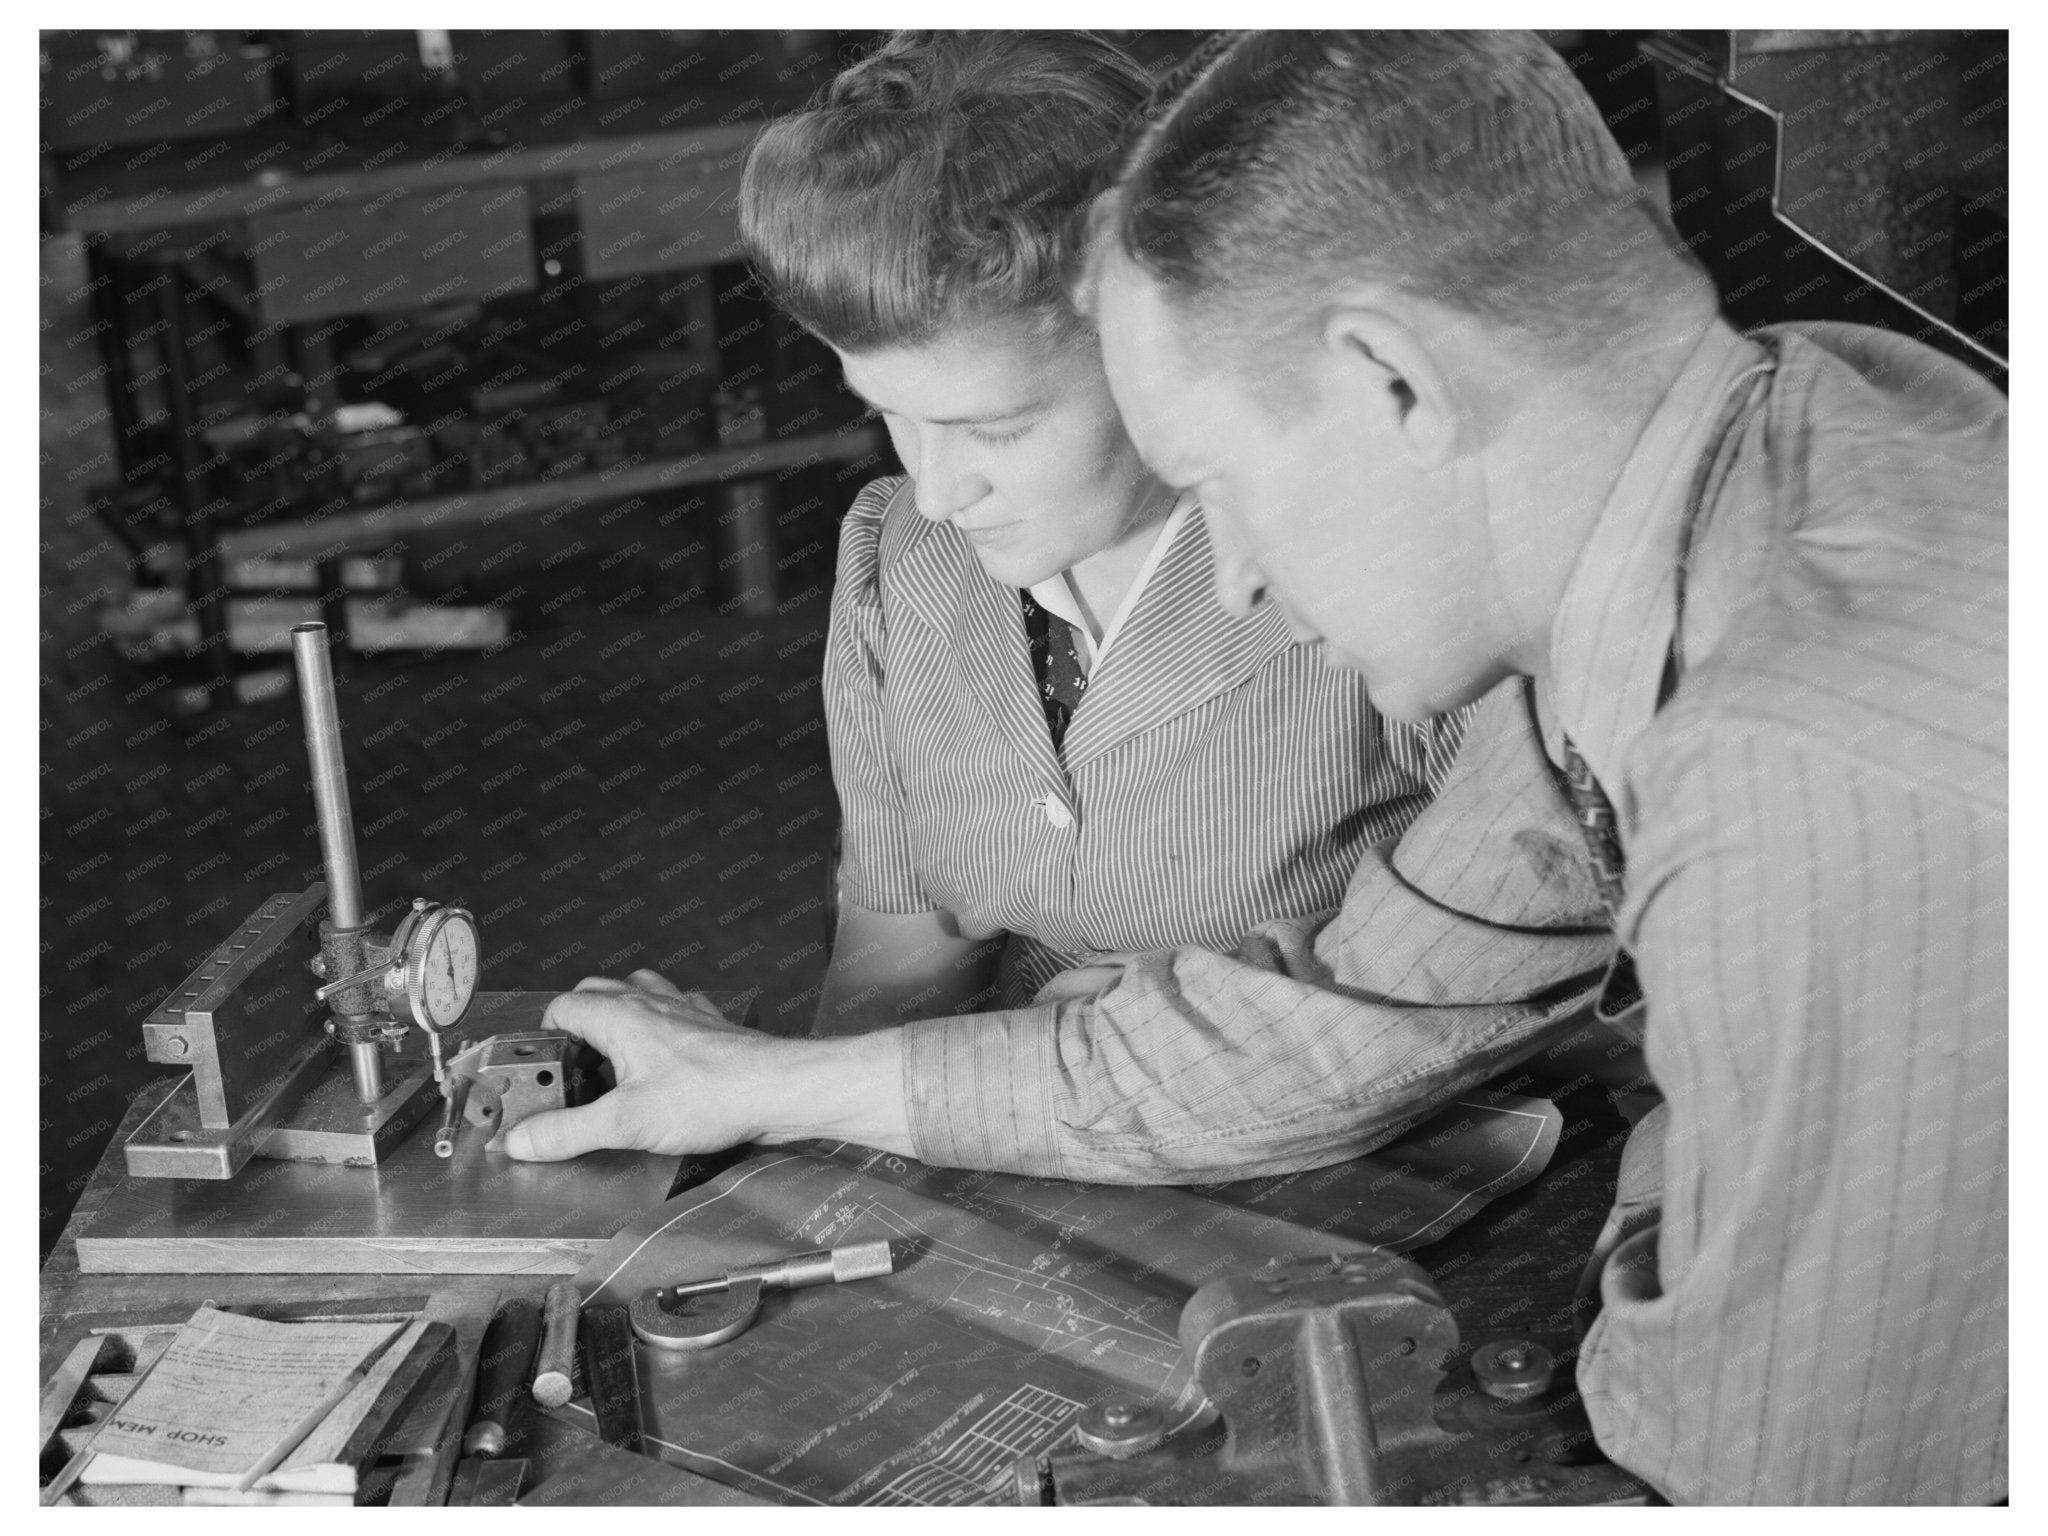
[43,32,886,703]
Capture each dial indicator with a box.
[389,901,481,1034]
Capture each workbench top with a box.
[44,1066,1629,1504]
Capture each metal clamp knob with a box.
[1074,1401,1166,1459]
[1470,1339,1555,1402]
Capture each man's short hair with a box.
[1097,30,1698,364]
[740,30,1152,354]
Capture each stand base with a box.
[80,995,689,1276]
[121,1043,437,1180]
[260,1061,439,1167]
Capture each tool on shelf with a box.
[531,1283,581,1409]
[448,1294,544,1505]
[579,1305,644,1454]
[39,1330,180,1505]
[463,1296,545,1460]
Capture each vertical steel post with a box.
[290,622,383,1102]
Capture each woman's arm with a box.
[814,901,1002,1036]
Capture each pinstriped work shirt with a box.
[893,320,2004,1504]
[825,476,1465,1004]
[1569,321,2006,1504]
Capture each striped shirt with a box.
[894,319,2005,1505]
[825,476,1463,1004]
[1027,494,1196,674]
[1570,321,2006,1505]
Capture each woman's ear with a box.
[1317,304,1461,470]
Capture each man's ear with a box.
[1318,304,1460,470]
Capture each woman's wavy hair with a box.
[740,30,1152,353]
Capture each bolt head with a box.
[1472,1339,1555,1402]
[1076,1402,1165,1459]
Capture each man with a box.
[1070,30,2006,1506]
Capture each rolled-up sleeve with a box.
[1578,716,2008,1504]
[822,479,934,915]
[903,678,1616,1181]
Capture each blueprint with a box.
[560,1090,1561,1505]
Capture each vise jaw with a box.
[1024,1250,1649,1506]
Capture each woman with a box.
[738,31,1465,1033]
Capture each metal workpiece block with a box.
[120,1041,340,1181]
[120,1038,441,1180]
[451,1031,602,1151]
[138,887,332,1129]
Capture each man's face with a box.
[833,328,1165,591]
[1093,256,1505,721]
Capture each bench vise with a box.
[1016,1250,1650,1506]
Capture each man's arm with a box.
[510,679,1614,1181]
[901,678,1614,1180]
[1577,719,2007,1504]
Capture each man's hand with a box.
[503,969,914,1162]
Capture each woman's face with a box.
[833,326,1171,588]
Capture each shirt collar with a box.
[1547,322,1770,797]
[1029,493,1197,675]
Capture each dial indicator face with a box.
[405,906,480,1030]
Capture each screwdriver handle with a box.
[463,1295,543,1457]
[580,1304,644,1454]
[530,1282,580,1409]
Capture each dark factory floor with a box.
[38,232,848,1259]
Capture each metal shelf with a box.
[140,425,886,570]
